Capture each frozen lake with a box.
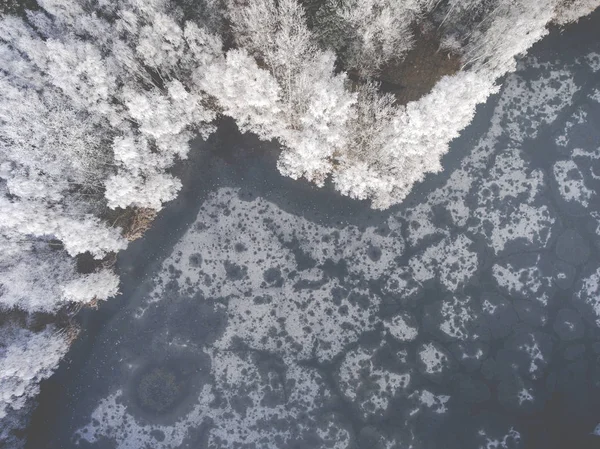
[27,10,600,449]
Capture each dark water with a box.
[26,11,600,449]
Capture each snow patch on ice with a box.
[584,52,600,72]
[409,234,478,291]
[472,150,555,255]
[575,267,600,326]
[492,255,553,306]
[409,390,450,416]
[385,313,418,341]
[418,343,450,376]
[478,428,521,449]
[439,296,477,340]
[338,346,411,418]
[553,160,593,207]
[499,64,578,142]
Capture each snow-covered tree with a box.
[104,172,183,210]
[61,270,120,304]
[0,237,118,312]
[1,0,222,212]
[0,194,126,260]
[553,0,600,24]
[312,0,427,78]
[0,0,199,322]
[217,0,598,207]
[228,0,321,122]
[0,324,70,447]
[0,324,70,417]
[200,49,284,139]
[333,71,499,209]
[0,0,226,314]
[225,0,356,184]
[461,0,558,74]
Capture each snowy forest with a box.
[1,0,599,446]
